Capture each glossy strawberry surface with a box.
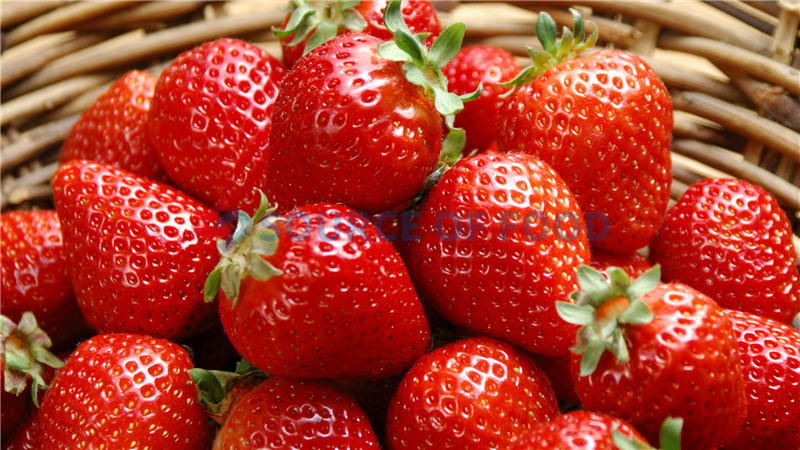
[510,411,648,449]
[571,283,746,449]
[213,377,380,449]
[267,33,441,214]
[279,0,441,68]
[0,210,89,349]
[498,50,672,253]
[148,38,286,215]
[37,334,213,449]
[386,336,559,449]
[407,152,590,356]
[590,249,652,281]
[52,160,225,340]
[443,45,521,153]
[60,70,166,182]
[219,203,430,379]
[650,178,800,323]
[723,308,800,449]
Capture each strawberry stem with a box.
[612,417,683,450]
[273,0,367,57]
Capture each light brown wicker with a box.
[1,0,798,255]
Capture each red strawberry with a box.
[148,38,286,215]
[213,377,380,449]
[276,0,441,68]
[205,199,430,379]
[52,160,227,340]
[37,333,213,449]
[443,45,522,153]
[406,152,591,356]
[650,177,800,323]
[590,249,652,280]
[509,411,648,450]
[723,308,800,449]
[1,210,91,349]
[386,336,559,449]
[1,362,27,442]
[558,265,746,448]
[530,353,581,405]
[2,404,39,450]
[60,70,166,182]
[267,3,476,214]
[498,11,672,253]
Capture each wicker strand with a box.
[0,1,73,29]
[0,115,78,172]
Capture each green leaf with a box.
[246,254,282,281]
[607,267,631,290]
[216,236,229,255]
[441,128,466,165]
[235,359,258,375]
[599,315,618,339]
[4,352,30,372]
[570,8,585,42]
[232,211,253,246]
[341,9,367,32]
[403,64,428,88]
[250,229,280,256]
[610,329,630,363]
[383,0,410,36]
[338,0,361,10]
[428,22,465,68]
[189,368,227,406]
[619,299,654,325]
[394,30,425,66]
[378,41,412,62]
[273,2,316,38]
[252,192,271,223]
[555,301,595,325]
[220,263,241,305]
[535,11,558,55]
[579,338,608,376]
[627,264,661,300]
[204,266,223,302]
[611,429,647,450]
[557,27,574,59]
[659,417,683,450]
[433,88,464,117]
[576,265,612,303]
[304,20,338,56]
[459,82,483,102]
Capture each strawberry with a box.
[37,333,213,449]
[650,177,800,323]
[204,198,430,379]
[1,210,91,350]
[498,11,672,253]
[148,38,287,215]
[212,376,380,449]
[1,313,64,442]
[590,249,652,280]
[723,308,800,449]
[508,411,649,450]
[530,353,581,405]
[60,70,166,182]
[52,160,227,340]
[557,265,746,448]
[386,336,559,449]
[266,1,478,214]
[406,152,590,356]
[2,405,39,450]
[443,45,522,153]
[276,0,441,68]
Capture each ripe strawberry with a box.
[276,0,441,68]
[1,210,91,350]
[386,336,559,449]
[530,353,580,405]
[60,70,166,182]
[52,160,226,340]
[498,11,672,253]
[148,38,287,215]
[2,405,39,450]
[213,377,380,449]
[509,411,648,450]
[1,361,27,441]
[558,265,746,448]
[267,2,477,214]
[723,308,800,449]
[37,333,213,449]
[406,152,590,356]
[590,249,652,280]
[205,199,430,379]
[443,45,522,153]
[650,177,800,323]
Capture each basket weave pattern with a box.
[1,0,799,253]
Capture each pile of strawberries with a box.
[2,1,799,449]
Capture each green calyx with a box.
[555,264,660,377]
[1,312,64,406]
[613,417,683,450]
[378,0,481,165]
[501,8,598,93]
[273,0,367,57]
[203,192,282,306]
[189,359,268,422]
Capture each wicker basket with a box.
[2,0,799,256]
